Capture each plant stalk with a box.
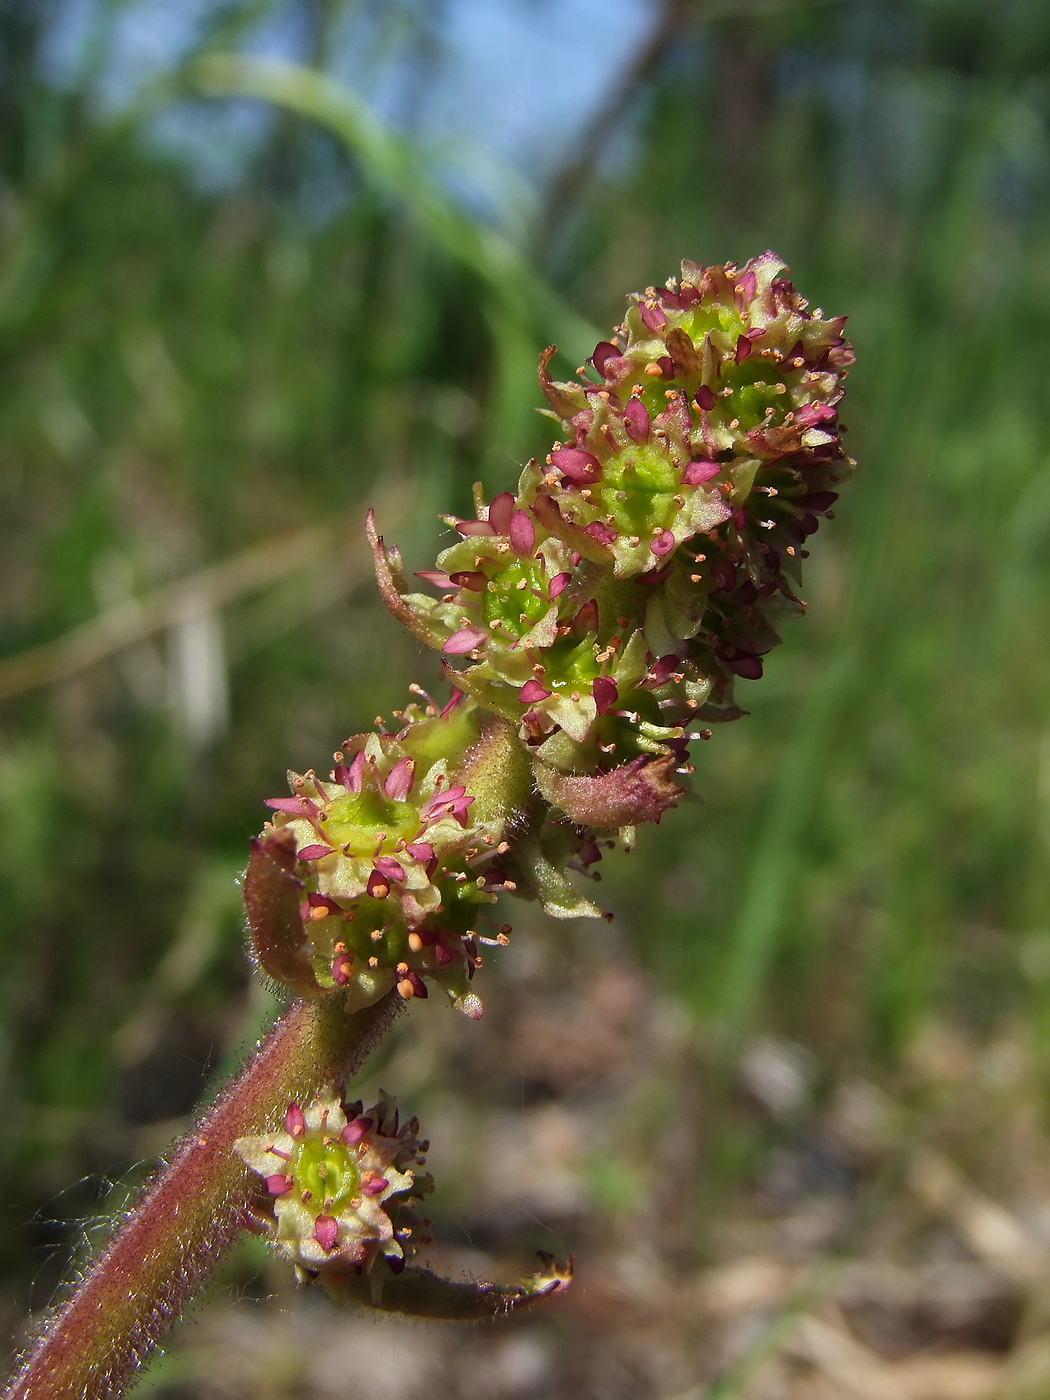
[5,992,399,1400]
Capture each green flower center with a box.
[294,1136,361,1214]
[544,636,602,691]
[482,558,551,636]
[597,443,680,538]
[320,790,419,854]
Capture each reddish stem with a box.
[5,992,399,1400]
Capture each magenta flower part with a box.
[442,627,487,654]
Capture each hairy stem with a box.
[5,992,399,1400]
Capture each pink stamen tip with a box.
[624,396,650,443]
[264,797,308,814]
[519,679,552,704]
[651,529,676,557]
[341,1116,373,1146]
[297,844,334,862]
[384,757,415,801]
[509,510,536,556]
[796,402,836,427]
[314,1215,339,1251]
[285,1103,306,1137]
[549,447,601,484]
[347,750,366,793]
[442,627,488,655]
[488,491,515,534]
[683,459,720,485]
[361,1175,389,1197]
[265,1174,293,1196]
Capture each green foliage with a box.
[3,0,1050,1318]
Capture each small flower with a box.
[235,1092,432,1280]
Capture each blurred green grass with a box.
[4,0,1050,1345]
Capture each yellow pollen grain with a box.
[396,962,409,975]
[309,906,329,921]
[397,979,415,999]
[644,362,662,377]
[408,932,424,952]
[370,929,383,942]
[368,955,379,967]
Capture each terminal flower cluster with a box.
[251,253,853,1023]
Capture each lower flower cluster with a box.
[236,1093,431,1283]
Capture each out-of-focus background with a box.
[5,1,1050,1396]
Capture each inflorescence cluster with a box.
[244,252,852,1285]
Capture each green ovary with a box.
[598,443,680,537]
[482,558,550,636]
[294,1137,361,1214]
[544,637,601,692]
[319,791,419,853]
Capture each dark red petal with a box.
[683,459,720,485]
[442,627,488,655]
[341,1116,373,1146]
[730,654,764,680]
[314,1215,339,1251]
[593,676,618,715]
[297,844,335,862]
[519,678,552,704]
[285,1103,306,1137]
[639,302,667,332]
[799,491,839,511]
[384,758,415,800]
[509,510,536,556]
[449,571,487,592]
[455,519,497,537]
[584,521,617,545]
[265,1174,293,1196]
[695,385,716,411]
[624,397,650,444]
[735,334,753,364]
[550,447,601,483]
[548,571,572,598]
[592,341,622,378]
[488,491,515,533]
